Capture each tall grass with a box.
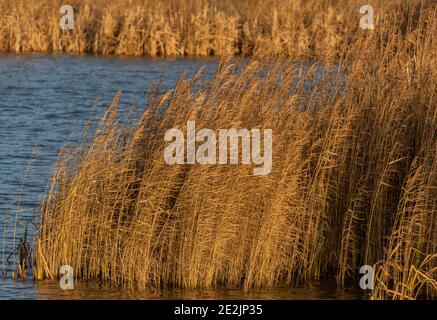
[0,0,434,58]
[33,1,437,299]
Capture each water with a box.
[0,53,364,299]
[1,278,365,300]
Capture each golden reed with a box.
[33,1,437,300]
[0,0,430,299]
[0,0,434,58]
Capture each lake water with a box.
[0,53,365,300]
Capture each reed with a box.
[33,1,437,300]
[0,0,434,59]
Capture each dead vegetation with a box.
[1,0,435,300]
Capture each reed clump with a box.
[0,0,434,59]
[34,1,437,300]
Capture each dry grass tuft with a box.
[0,0,432,299]
[34,1,437,300]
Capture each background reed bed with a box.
[0,0,435,59]
[33,2,437,299]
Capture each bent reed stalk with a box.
[33,1,437,300]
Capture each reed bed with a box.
[30,1,437,300]
[0,0,434,59]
